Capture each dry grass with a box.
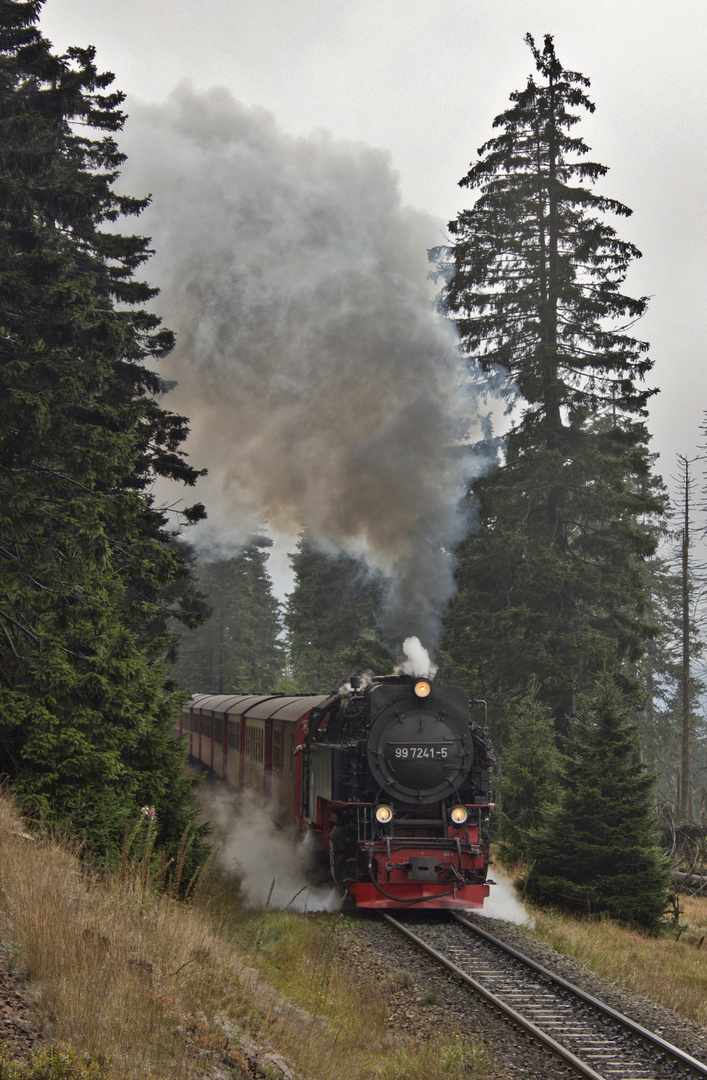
[523,895,707,1026]
[236,907,489,1080]
[0,794,490,1080]
[0,796,244,1078]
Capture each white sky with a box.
[40,0,707,501]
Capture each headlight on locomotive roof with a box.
[450,805,468,826]
[375,804,394,824]
[413,678,431,698]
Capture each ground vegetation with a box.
[0,791,490,1080]
[524,894,707,1027]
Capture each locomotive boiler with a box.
[179,672,495,909]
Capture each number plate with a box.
[391,745,449,760]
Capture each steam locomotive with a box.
[179,673,495,909]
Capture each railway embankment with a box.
[2,788,707,1080]
[0,793,491,1080]
[331,902,707,1079]
[519,899,707,1032]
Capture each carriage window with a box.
[214,716,223,745]
[192,713,200,734]
[202,714,212,739]
[289,732,295,778]
[245,723,264,764]
[227,719,238,749]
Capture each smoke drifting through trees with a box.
[119,84,497,649]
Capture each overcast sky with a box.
[39,1,707,581]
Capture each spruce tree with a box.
[439,35,664,725]
[171,539,286,694]
[0,1,206,862]
[495,687,562,865]
[285,537,394,691]
[523,677,672,929]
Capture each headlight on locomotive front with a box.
[375,804,394,824]
[450,805,468,826]
[413,679,431,698]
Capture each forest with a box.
[0,3,704,921]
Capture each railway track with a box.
[383,912,707,1080]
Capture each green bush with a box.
[0,1044,113,1080]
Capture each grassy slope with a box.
[0,794,489,1080]
[3,787,705,1079]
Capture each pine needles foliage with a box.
[438,35,665,727]
[495,686,562,865]
[522,676,672,930]
[0,1,207,866]
[170,538,286,695]
[285,535,394,692]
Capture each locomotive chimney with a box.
[351,676,362,690]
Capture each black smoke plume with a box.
[119,84,499,649]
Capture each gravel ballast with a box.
[336,914,573,1080]
[472,914,707,1063]
[334,910,707,1080]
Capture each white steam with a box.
[119,83,499,647]
[481,865,534,926]
[396,635,437,678]
[206,787,341,912]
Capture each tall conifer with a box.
[0,1,206,860]
[285,537,394,691]
[170,540,286,695]
[439,35,664,725]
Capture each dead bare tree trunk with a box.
[678,455,694,823]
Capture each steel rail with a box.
[383,913,607,1080]
[453,912,707,1079]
